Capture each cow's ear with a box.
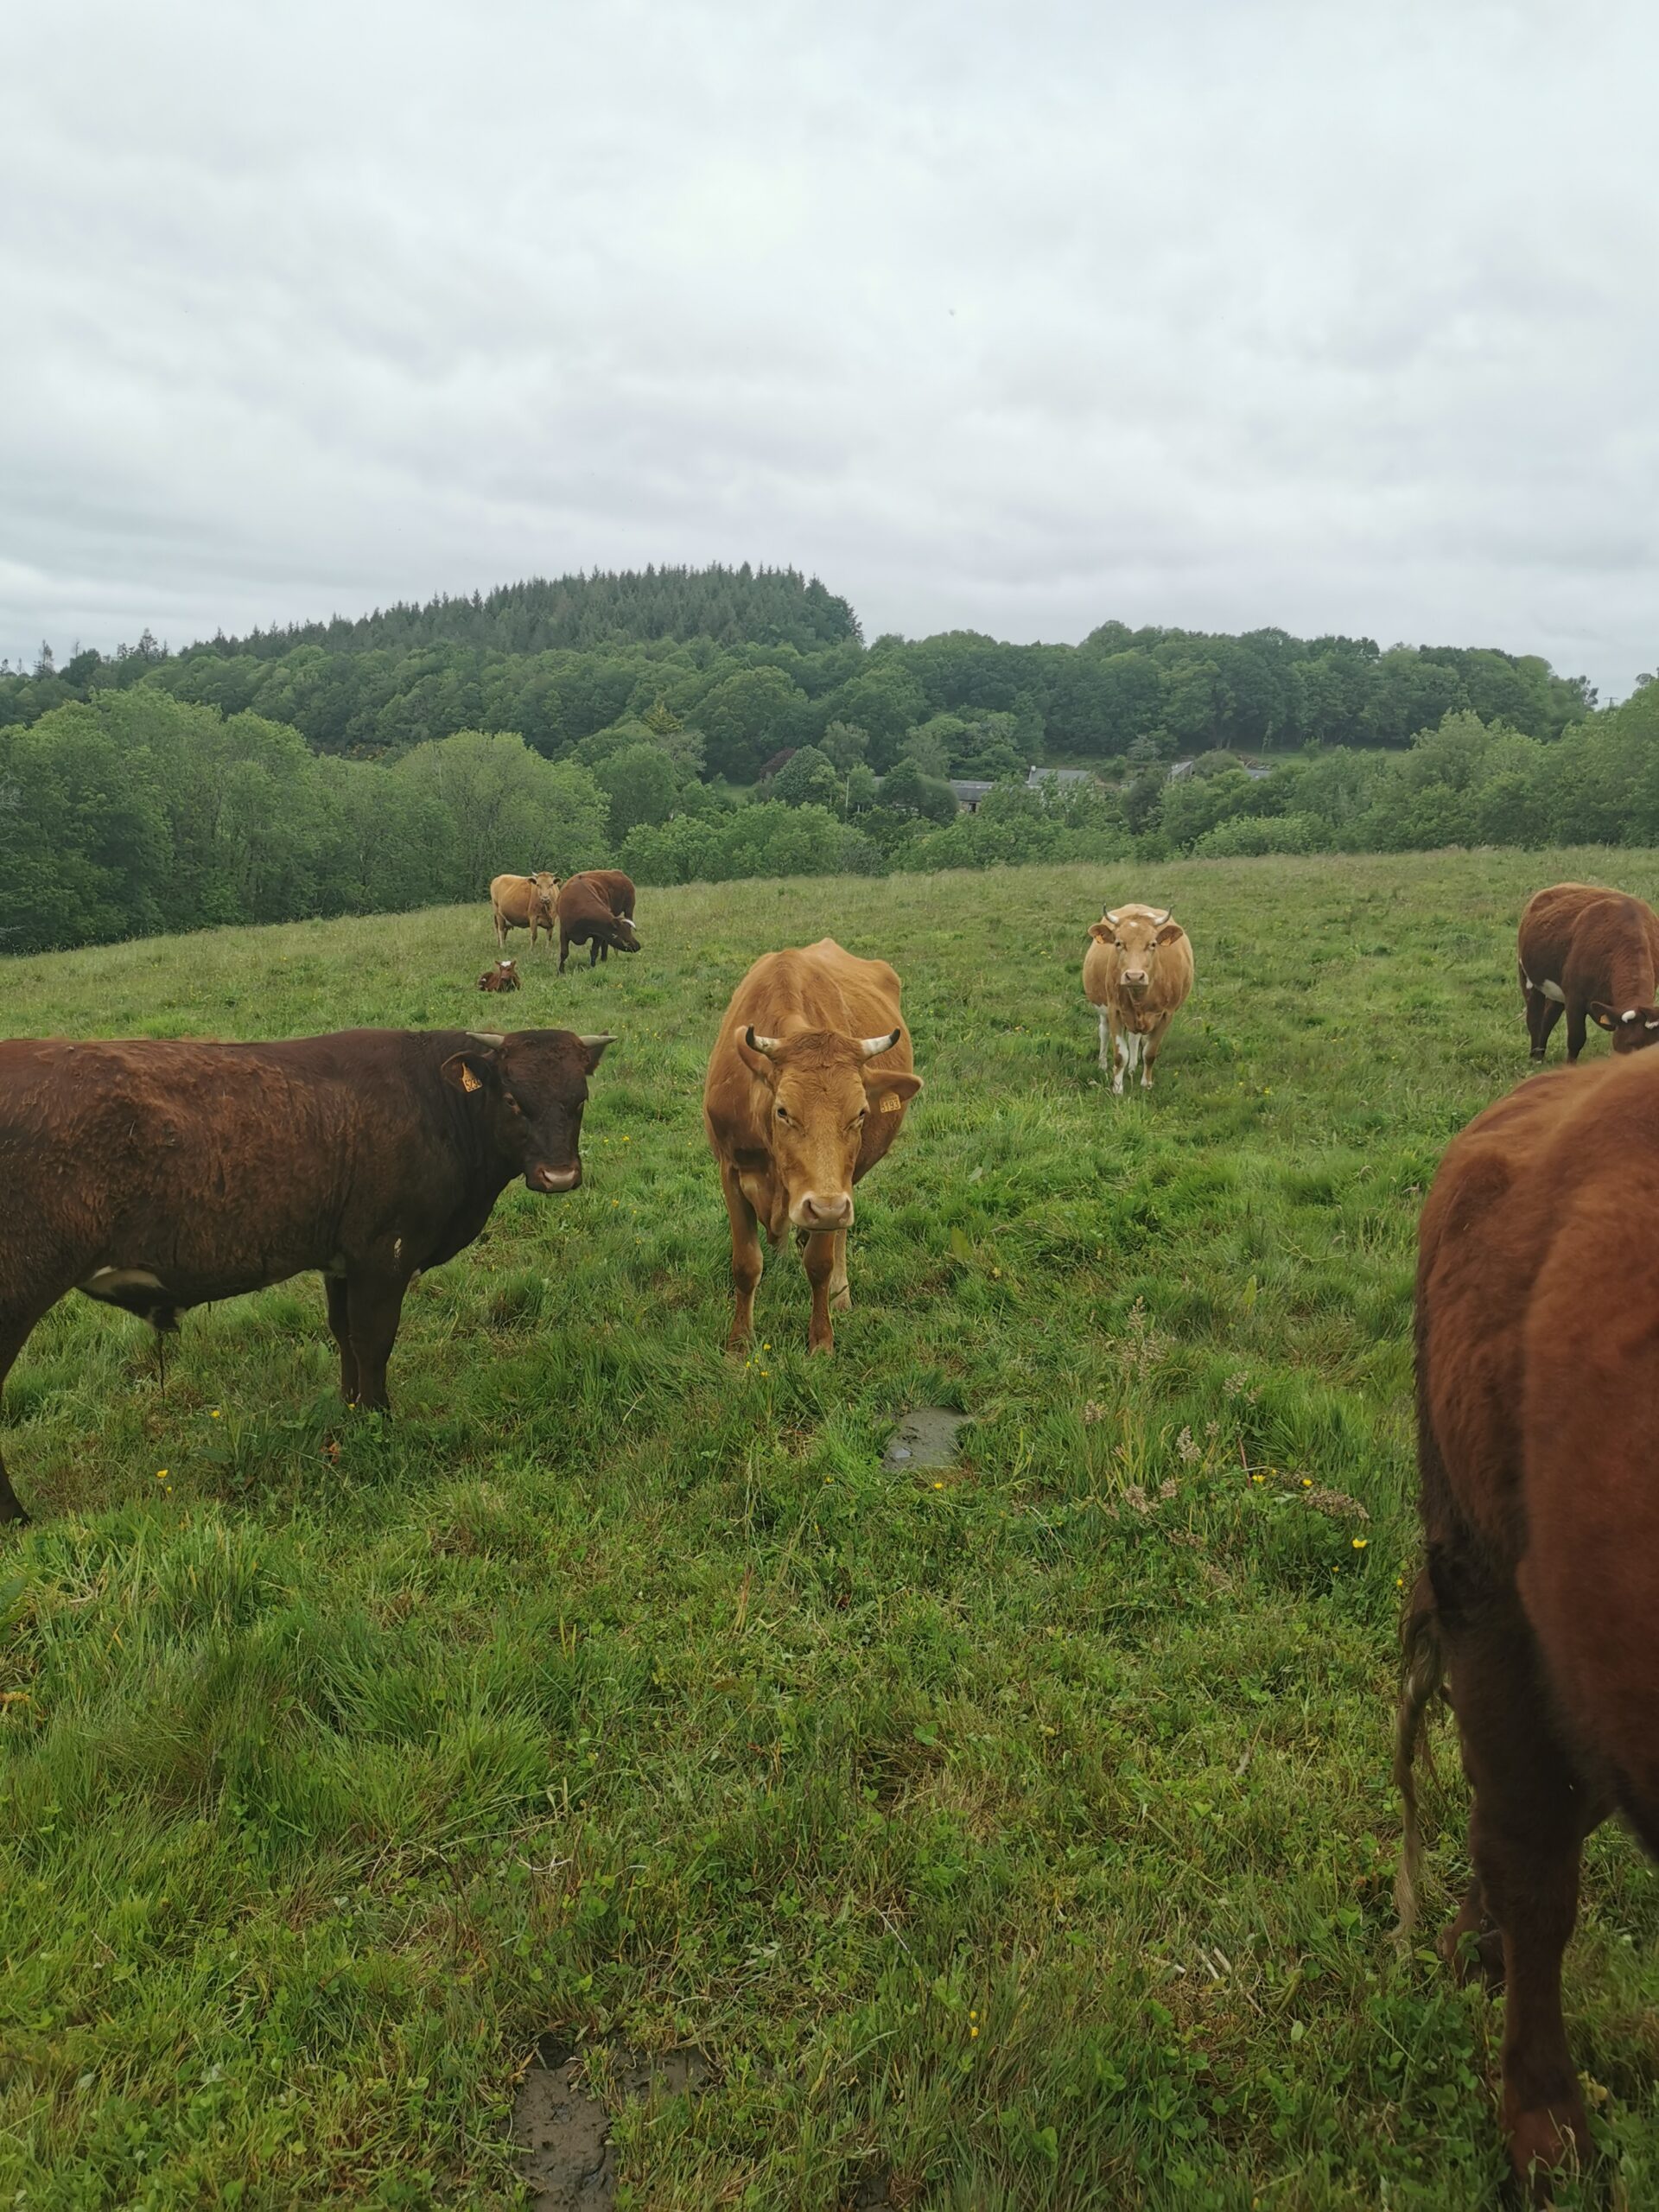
[1590,1002,1619,1031]
[576,1033,615,1074]
[1087,920,1112,943]
[864,1067,923,1109]
[442,1050,498,1096]
[737,1027,780,1080]
[1154,922,1184,946]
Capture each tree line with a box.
[1,565,1596,777]
[6,676,1659,957]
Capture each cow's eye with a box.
[775,1104,789,1122]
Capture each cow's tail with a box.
[1393,1565,1445,1942]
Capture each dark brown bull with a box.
[1516,880,1659,1062]
[1399,1050,1659,2190]
[557,871,640,971]
[0,1026,613,1522]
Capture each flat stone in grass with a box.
[882,1408,971,1471]
[513,2039,709,2210]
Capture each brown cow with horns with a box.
[0,1026,613,1522]
[1399,1048,1659,2190]
[702,939,921,1354]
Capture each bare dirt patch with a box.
[512,2037,709,2211]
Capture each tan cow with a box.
[490,872,561,950]
[1083,903,1194,1093]
[703,938,922,1355]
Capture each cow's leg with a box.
[324,1274,359,1405]
[344,1270,409,1413]
[829,1228,851,1313]
[598,942,608,963]
[1141,1016,1172,1089]
[1565,999,1589,1064]
[1444,1592,1605,2190]
[721,1167,764,1352]
[1524,989,1562,1061]
[493,909,506,950]
[0,1309,46,1524]
[1096,1009,1111,1071]
[558,930,570,974]
[800,1229,837,1356]
[1110,1017,1127,1096]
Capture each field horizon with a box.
[5,849,1659,2209]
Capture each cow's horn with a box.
[577,1033,616,1052]
[467,1031,507,1047]
[745,1027,781,1058]
[1103,909,1121,925]
[860,1027,902,1058]
[1153,907,1173,925]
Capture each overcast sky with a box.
[4,0,1656,693]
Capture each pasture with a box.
[3,850,1659,2209]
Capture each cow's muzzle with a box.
[792,1192,853,1230]
[1122,971,1150,991]
[529,1163,582,1193]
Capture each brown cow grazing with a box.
[0,1027,613,1523]
[702,939,921,1355]
[557,872,641,971]
[491,872,561,950]
[1398,1050,1659,2190]
[1083,904,1195,1093]
[477,959,522,993]
[1516,880,1659,1063]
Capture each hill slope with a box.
[4,852,1658,2204]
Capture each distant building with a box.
[950,780,996,812]
[1026,765,1097,790]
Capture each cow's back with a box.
[581,869,636,918]
[1520,881,1659,985]
[1510,1061,1659,1833]
[0,1032,470,1293]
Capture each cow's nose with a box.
[531,1163,581,1192]
[798,1192,853,1229]
[1124,969,1148,987]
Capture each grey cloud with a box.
[3,0,1657,689]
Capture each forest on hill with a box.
[2,562,1652,955]
[0,563,1595,775]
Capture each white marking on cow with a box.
[79,1267,165,1294]
[393,1236,404,1263]
[1540,978,1566,1004]
[1623,1009,1639,1024]
[1097,1010,1111,1067]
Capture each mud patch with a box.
[512,2037,709,2211]
[882,1407,971,1471]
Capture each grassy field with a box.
[4,850,1659,2210]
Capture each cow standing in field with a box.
[1398,1051,1659,2191]
[0,1026,613,1523]
[1516,880,1659,1062]
[1083,905,1194,1093]
[478,959,521,993]
[557,872,641,971]
[491,872,562,950]
[702,939,921,1355]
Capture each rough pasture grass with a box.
[4,850,1659,2210]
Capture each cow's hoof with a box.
[1111,1080,1125,1096]
[808,1335,834,1357]
[1438,1919,1504,1989]
[1506,2101,1586,2198]
[830,1287,851,1313]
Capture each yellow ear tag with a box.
[880,1091,904,1113]
[460,1065,483,1093]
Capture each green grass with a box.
[4,850,1659,2209]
